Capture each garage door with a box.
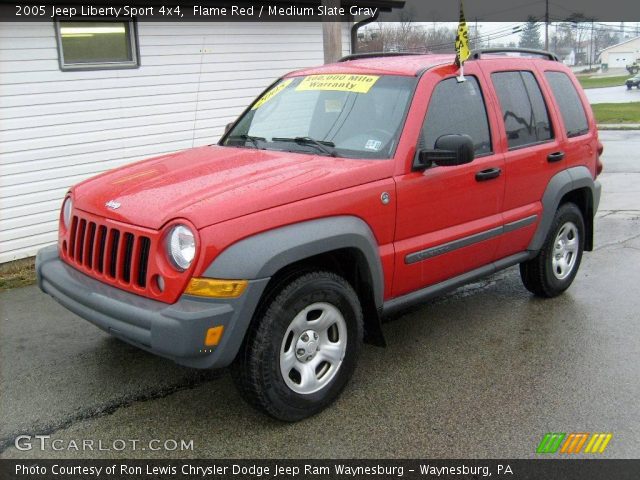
[608,52,634,67]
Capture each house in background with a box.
[0,1,403,264]
[557,48,576,66]
[597,35,640,68]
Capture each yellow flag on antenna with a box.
[455,1,470,66]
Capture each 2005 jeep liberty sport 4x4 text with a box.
[37,49,603,421]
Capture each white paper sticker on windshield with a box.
[364,139,383,151]
[324,99,343,113]
[296,74,380,93]
[251,79,293,110]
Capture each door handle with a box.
[475,167,502,181]
[547,151,565,162]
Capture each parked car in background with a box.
[626,75,640,89]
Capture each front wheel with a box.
[231,271,363,421]
[520,202,585,298]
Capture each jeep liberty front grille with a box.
[66,214,151,288]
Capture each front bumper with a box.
[36,245,268,369]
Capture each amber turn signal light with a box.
[185,278,248,298]
[205,326,224,346]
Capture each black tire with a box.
[520,202,585,298]
[628,85,633,90]
[231,271,363,421]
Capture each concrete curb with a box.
[597,124,640,130]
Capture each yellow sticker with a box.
[296,74,380,94]
[251,79,293,110]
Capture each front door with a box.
[393,68,505,297]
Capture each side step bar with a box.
[382,252,533,317]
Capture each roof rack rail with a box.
[338,52,424,62]
[470,48,559,61]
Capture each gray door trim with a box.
[405,214,538,265]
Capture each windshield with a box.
[222,74,416,159]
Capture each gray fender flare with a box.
[204,216,385,308]
[528,166,598,252]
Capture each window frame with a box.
[416,74,494,165]
[54,17,140,72]
[490,70,555,151]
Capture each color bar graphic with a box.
[537,433,566,453]
[537,432,612,454]
[560,433,589,453]
[584,433,613,453]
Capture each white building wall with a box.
[0,21,352,263]
[599,37,640,66]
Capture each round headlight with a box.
[167,224,196,271]
[62,197,73,229]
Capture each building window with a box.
[55,19,139,71]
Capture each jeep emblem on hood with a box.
[105,200,121,210]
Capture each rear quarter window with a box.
[544,71,589,137]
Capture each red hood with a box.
[72,146,392,230]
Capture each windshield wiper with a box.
[272,136,337,157]
[226,134,265,149]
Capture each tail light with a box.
[596,141,604,177]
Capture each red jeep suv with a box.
[37,49,602,421]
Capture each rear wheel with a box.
[231,271,363,421]
[520,202,585,298]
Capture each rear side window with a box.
[544,71,589,137]
[421,76,492,155]
[491,71,553,149]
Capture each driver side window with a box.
[421,76,492,156]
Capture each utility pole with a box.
[589,20,594,70]
[544,0,549,50]
[475,17,478,49]
[321,0,342,63]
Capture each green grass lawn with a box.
[591,103,640,124]
[577,75,630,89]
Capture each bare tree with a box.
[357,22,457,54]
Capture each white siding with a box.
[0,21,351,263]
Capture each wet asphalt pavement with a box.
[584,85,640,104]
[1,130,639,459]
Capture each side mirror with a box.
[417,134,475,169]
[224,122,234,134]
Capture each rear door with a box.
[542,69,597,175]
[484,64,566,259]
[393,66,505,297]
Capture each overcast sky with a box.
[364,21,640,47]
